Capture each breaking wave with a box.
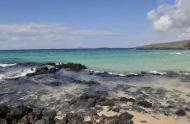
[0,68,36,80]
[0,63,16,67]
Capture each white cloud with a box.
[0,23,73,42]
[153,15,172,32]
[147,0,190,38]
[0,23,130,49]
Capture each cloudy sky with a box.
[0,0,189,49]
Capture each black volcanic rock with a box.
[27,63,87,77]
[26,66,58,77]
[137,101,152,108]
[55,63,87,71]
[175,109,186,116]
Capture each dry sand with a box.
[132,111,190,124]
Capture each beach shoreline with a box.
[0,62,190,124]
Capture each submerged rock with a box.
[7,105,33,120]
[175,109,186,116]
[97,98,114,106]
[70,91,114,108]
[137,101,152,108]
[75,80,100,86]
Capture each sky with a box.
[0,0,189,49]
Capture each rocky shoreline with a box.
[0,63,190,124]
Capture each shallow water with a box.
[0,63,189,111]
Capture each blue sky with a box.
[0,0,189,49]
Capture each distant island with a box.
[137,40,190,49]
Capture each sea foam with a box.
[0,68,36,80]
[0,63,16,67]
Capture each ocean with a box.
[0,48,190,73]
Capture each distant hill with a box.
[137,40,190,49]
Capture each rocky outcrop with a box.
[27,63,87,77]
[0,105,56,124]
[55,63,87,71]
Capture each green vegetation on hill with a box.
[137,40,190,49]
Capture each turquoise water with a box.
[0,49,190,73]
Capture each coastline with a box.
[0,62,190,124]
